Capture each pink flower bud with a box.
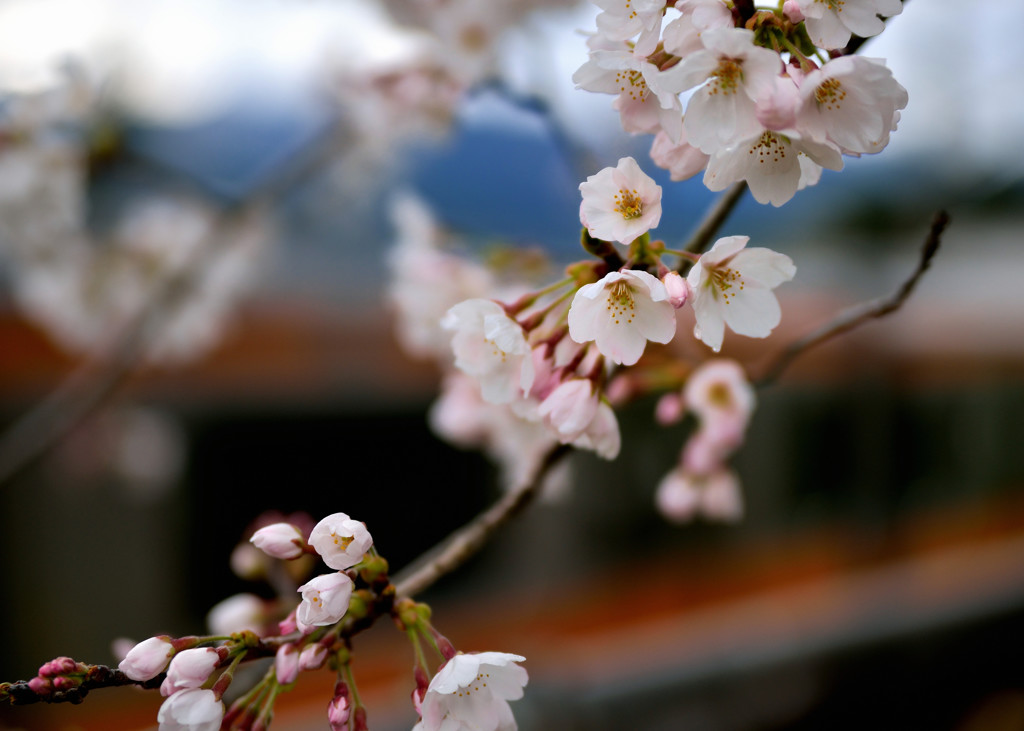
[250,523,305,560]
[298,643,328,671]
[28,677,52,695]
[275,643,300,685]
[661,271,691,309]
[278,610,298,636]
[782,0,805,22]
[328,682,351,730]
[118,636,175,681]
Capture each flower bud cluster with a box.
[575,0,907,206]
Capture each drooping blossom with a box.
[571,400,622,460]
[796,0,902,50]
[296,573,354,630]
[687,236,795,352]
[299,643,329,671]
[537,378,600,443]
[578,157,663,246]
[703,127,843,207]
[308,513,373,570]
[413,652,528,731]
[568,269,676,366]
[684,359,756,435]
[250,523,305,560]
[649,129,709,182]
[661,271,691,309]
[275,643,300,685]
[592,0,666,56]
[442,299,534,404]
[661,0,733,58]
[157,688,224,731]
[118,637,175,681]
[160,648,222,697]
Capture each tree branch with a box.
[756,210,949,385]
[394,444,572,598]
[683,182,748,257]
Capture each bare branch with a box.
[756,210,949,385]
[394,444,572,598]
[683,182,748,257]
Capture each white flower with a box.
[308,513,373,570]
[568,269,676,366]
[661,28,782,153]
[296,573,354,630]
[160,648,221,697]
[157,688,224,731]
[250,523,305,560]
[442,299,535,404]
[415,652,528,731]
[797,0,902,50]
[662,0,733,58]
[578,157,663,246]
[703,128,843,207]
[118,637,174,681]
[795,56,908,155]
[687,236,795,352]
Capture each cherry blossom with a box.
[414,652,528,731]
[296,573,354,630]
[574,53,684,141]
[308,513,373,570]
[568,269,676,366]
[156,688,224,731]
[571,400,622,460]
[797,0,902,50]
[661,28,782,153]
[795,56,908,155]
[662,0,733,58]
[206,593,265,636]
[592,0,666,56]
[275,643,300,685]
[661,271,692,308]
[537,379,600,443]
[118,637,174,681]
[703,127,843,207]
[687,236,795,352]
[649,130,710,182]
[442,299,535,404]
[578,157,663,246]
[684,359,756,433]
[250,523,305,560]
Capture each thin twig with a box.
[394,444,572,598]
[683,182,748,256]
[756,210,949,386]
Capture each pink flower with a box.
[649,130,709,182]
[118,636,174,681]
[578,157,662,245]
[327,682,351,730]
[684,359,756,433]
[157,687,224,731]
[687,236,796,352]
[308,513,373,570]
[160,648,222,697]
[296,573,354,630]
[249,523,305,560]
[656,468,744,523]
[571,400,622,460]
[568,269,676,365]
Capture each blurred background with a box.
[1,0,1024,729]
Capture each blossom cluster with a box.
[575,0,907,205]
